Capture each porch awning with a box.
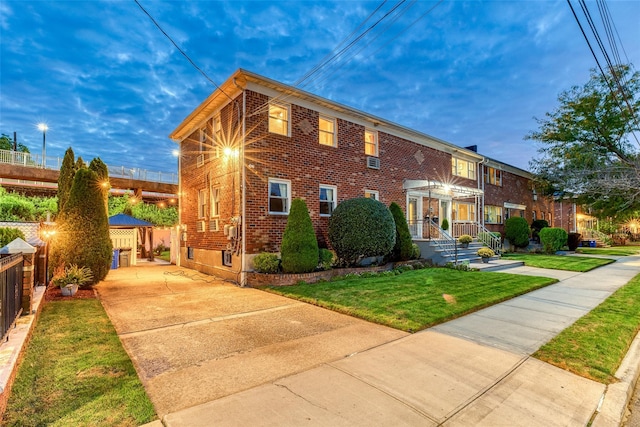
[403,179,483,198]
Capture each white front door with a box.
[408,196,420,238]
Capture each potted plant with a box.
[52,264,93,296]
[458,234,473,248]
[477,247,495,263]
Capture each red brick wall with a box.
[179,87,568,262]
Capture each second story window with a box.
[319,116,336,147]
[452,157,476,180]
[484,166,502,186]
[364,129,378,157]
[268,102,290,136]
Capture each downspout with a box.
[237,81,247,287]
[480,157,486,229]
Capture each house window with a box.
[210,186,220,217]
[484,205,503,224]
[268,102,290,136]
[364,129,378,157]
[453,202,476,222]
[268,178,291,214]
[484,167,502,186]
[319,116,336,147]
[198,189,207,219]
[452,157,476,180]
[319,185,337,216]
[364,190,379,200]
[533,210,537,221]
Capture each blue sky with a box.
[1,1,639,174]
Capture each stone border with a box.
[592,330,640,426]
[247,263,395,287]
[0,285,46,415]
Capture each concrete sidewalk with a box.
[153,255,640,427]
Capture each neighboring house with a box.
[169,69,573,282]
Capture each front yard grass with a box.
[265,268,557,332]
[501,253,614,271]
[576,246,640,256]
[534,271,640,383]
[2,299,156,426]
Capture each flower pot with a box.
[481,257,490,264]
[61,283,79,296]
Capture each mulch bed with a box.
[45,285,97,301]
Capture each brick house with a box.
[170,69,572,282]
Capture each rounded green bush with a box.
[539,227,568,254]
[389,202,413,261]
[505,217,530,249]
[253,253,280,273]
[328,197,395,267]
[280,199,319,273]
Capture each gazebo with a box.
[108,214,154,266]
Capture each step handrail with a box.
[476,223,502,255]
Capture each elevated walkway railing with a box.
[0,149,177,184]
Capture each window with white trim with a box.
[210,186,220,217]
[484,205,503,224]
[268,178,291,214]
[268,102,290,136]
[319,185,337,216]
[364,190,379,200]
[453,202,476,222]
[484,166,502,186]
[364,129,378,156]
[452,157,476,180]
[319,115,336,147]
[198,189,207,219]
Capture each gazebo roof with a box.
[108,214,153,228]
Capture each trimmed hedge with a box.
[539,227,568,254]
[505,217,530,249]
[253,253,280,273]
[0,227,25,248]
[328,197,395,267]
[389,202,413,261]
[280,199,319,273]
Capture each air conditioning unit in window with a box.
[196,154,205,167]
[209,219,219,232]
[367,156,380,170]
[196,220,206,232]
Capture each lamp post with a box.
[38,123,48,168]
[172,148,181,266]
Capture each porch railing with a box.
[1,253,24,342]
[409,219,458,262]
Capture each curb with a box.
[592,331,640,426]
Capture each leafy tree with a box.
[0,187,57,221]
[0,227,25,247]
[57,148,76,214]
[0,134,29,152]
[528,64,640,218]
[280,198,318,273]
[328,197,395,267]
[504,217,530,250]
[53,167,112,284]
[131,201,178,227]
[389,202,413,261]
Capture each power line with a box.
[133,0,233,102]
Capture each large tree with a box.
[0,134,29,152]
[527,64,640,217]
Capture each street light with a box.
[38,123,48,168]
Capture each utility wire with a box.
[133,0,233,102]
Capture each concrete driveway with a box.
[96,264,406,417]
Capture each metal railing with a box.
[0,149,178,184]
[1,254,24,342]
[476,223,503,255]
[409,219,458,261]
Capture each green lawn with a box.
[501,253,614,271]
[534,271,640,383]
[2,299,156,427]
[158,250,170,262]
[265,268,557,332]
[576,246,640,256]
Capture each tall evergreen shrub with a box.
[280,199,319,273]
[57,147,75,214]
[389,202,413,261]
[539,227,568,254]
[505,216,530,249]
[57,167,113,283]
